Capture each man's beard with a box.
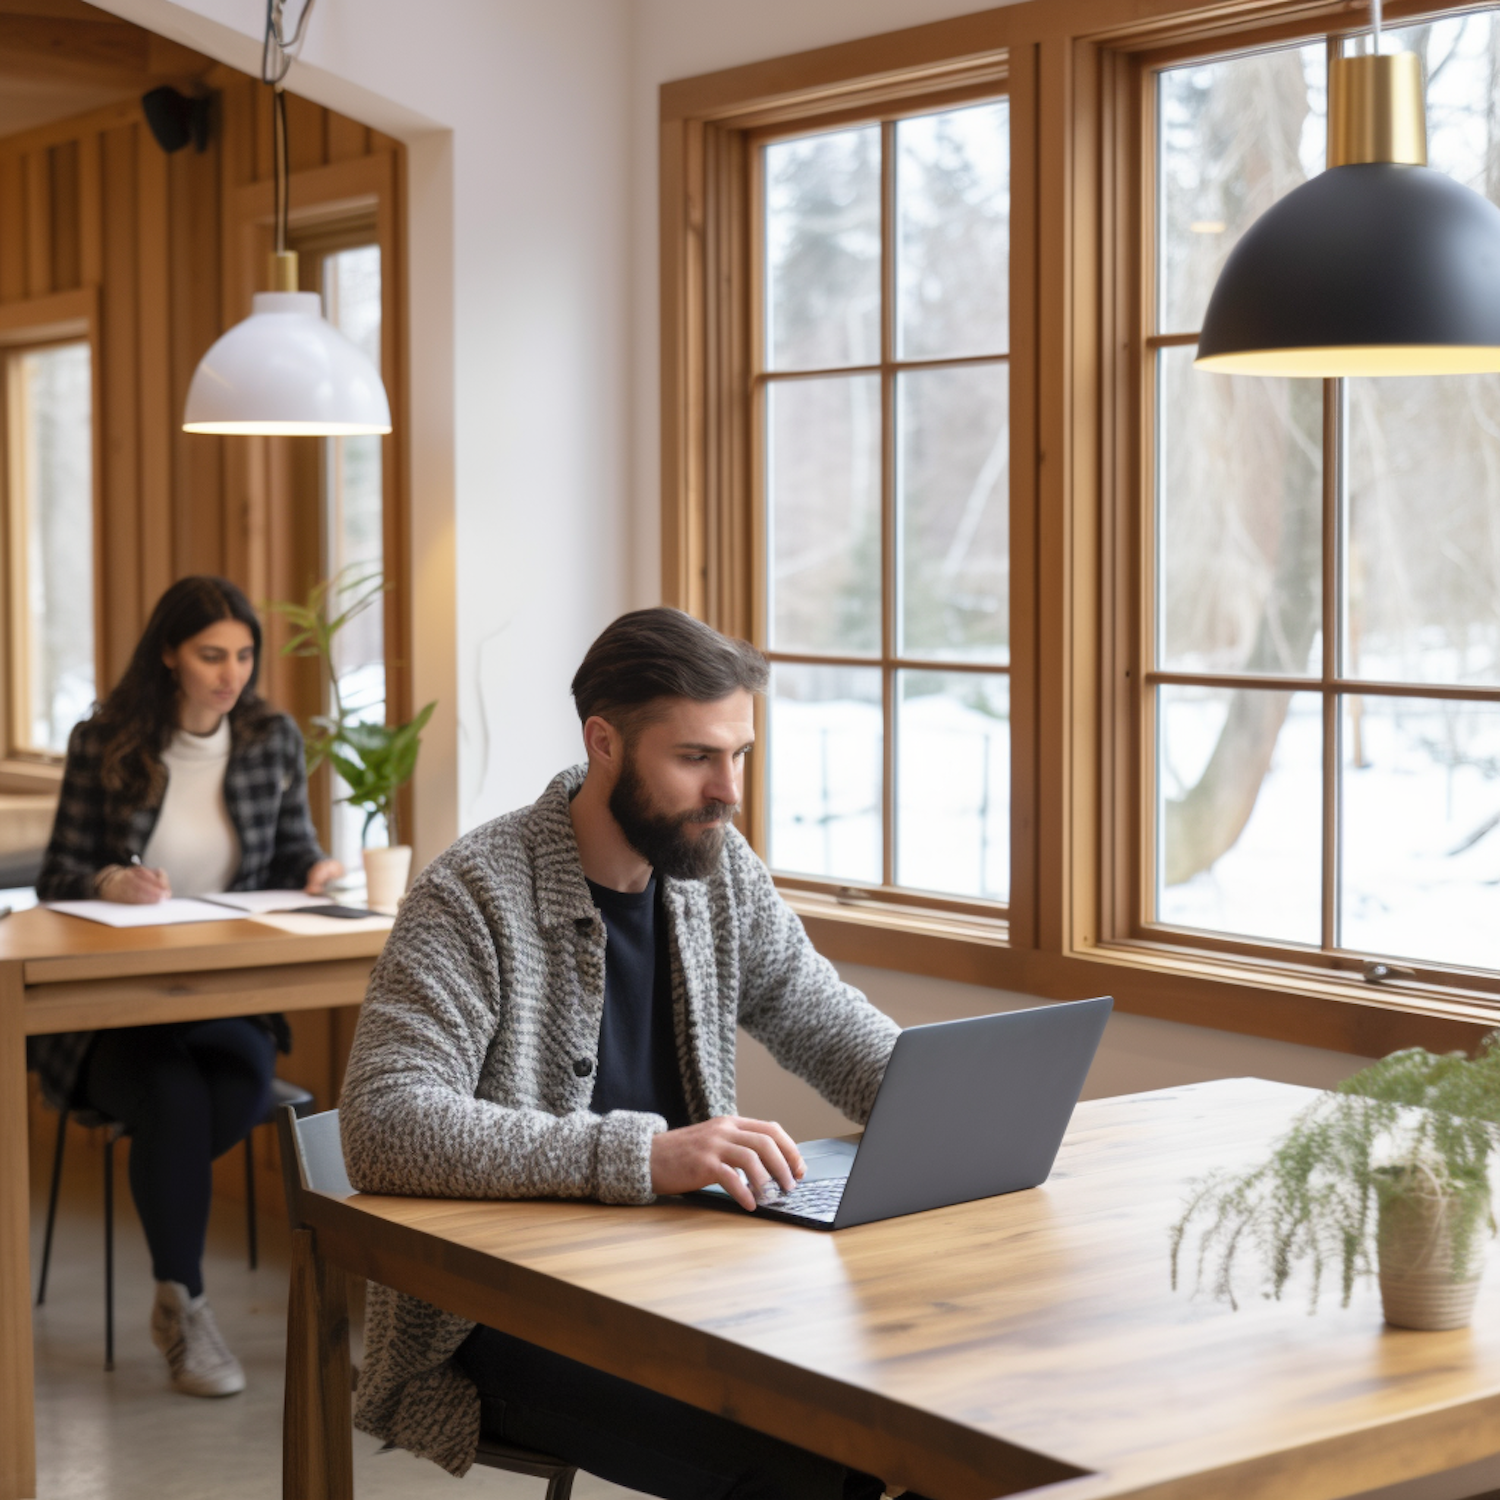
[609,751,736,881]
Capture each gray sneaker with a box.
[150,1281,246,1397]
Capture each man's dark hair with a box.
[571,607,768,732]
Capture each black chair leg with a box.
[36,1109,70,1307]
[104,1132,116,1373]
[245,1133,258,1271]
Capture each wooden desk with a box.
[0,907,389,1500]
[287,1078,1500,1500]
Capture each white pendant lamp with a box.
[183,0,391,437]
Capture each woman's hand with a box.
[97,864,172,904]
[304,858,344,895]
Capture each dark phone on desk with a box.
[311,904,382,919]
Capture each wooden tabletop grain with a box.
[302,1078,1500,1500]
[0,904,389,986]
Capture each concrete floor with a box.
[28,1140,639,1500]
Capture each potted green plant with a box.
[1171,1038,1500,1329]
[268,567,436,913]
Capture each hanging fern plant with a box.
[1171,1037,1500,1314]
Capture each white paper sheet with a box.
[46,898,250,928]
[201,891,335,915]
[251,911,394,935]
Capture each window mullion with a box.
[881,117,897,890]
[1322,376,1342,954]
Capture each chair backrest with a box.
[276,1105,353,1227]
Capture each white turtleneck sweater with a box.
[142,717,242,896]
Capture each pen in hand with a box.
[111,855,171,904]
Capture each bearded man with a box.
[340,606,901,1500]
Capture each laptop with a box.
[693,996,1112,1230]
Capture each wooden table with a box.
[287,1078,1500,1500]
[0,906,389,1500]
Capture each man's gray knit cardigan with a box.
[339,765,901,1477]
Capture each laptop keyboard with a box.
[757,1176,846,1220]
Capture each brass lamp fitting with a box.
[1330,52,1427,168]
[267,249,300,292]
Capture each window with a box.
[3,338,94,759]
[1146,17,1500,980]
[319,242,386,867]
[755,99,1011,908]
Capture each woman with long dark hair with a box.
[34,575,341,1399]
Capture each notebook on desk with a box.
[692,996,1113,1230]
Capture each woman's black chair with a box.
[276,1104,578,1500]
[34,1075,316,1370]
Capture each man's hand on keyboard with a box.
[649,1115,806,1212]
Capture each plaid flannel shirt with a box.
[29,709,326,1108]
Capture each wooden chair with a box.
[34,1075,315,1371]
[276,1104,578,1500]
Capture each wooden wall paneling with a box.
[326,113,369,164]
[253,80,276,183]
[48,140,80,292]
[100,123,141,688]
[22,150,49,298]
[284,91,327,174]
[1008,43,1040,954]
[214,67,257,192]
[0,155,22,303]
[214,69,256,593]
[168,139,225,576]
[76,130,101,287]
[135,124,173,605]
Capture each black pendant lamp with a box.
[1196,7,1500,378]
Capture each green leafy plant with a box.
[267,565,436,847]
[1170,1038,1500,1312]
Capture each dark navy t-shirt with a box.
[586,876,691,1130]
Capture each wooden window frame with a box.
[747,99,1014,923]
[1097,4,1500,991]
[662,0,1500,1060]
[0,286,100,792]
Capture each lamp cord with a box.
[262,0,314,260]
[273,88,289,255]
[262,0,316,86]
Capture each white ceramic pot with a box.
[363,844,413,915]
[1377,1184,1486,1331]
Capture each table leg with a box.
[284,1228,353,1500]
[0,964,37,1500]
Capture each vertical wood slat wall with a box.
[0,75,395,693]
[7,73,403,1214]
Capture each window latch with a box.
[1362,960,1417,985]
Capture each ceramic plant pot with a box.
[363,844,413,915]
[1377,1182,1486,1331]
